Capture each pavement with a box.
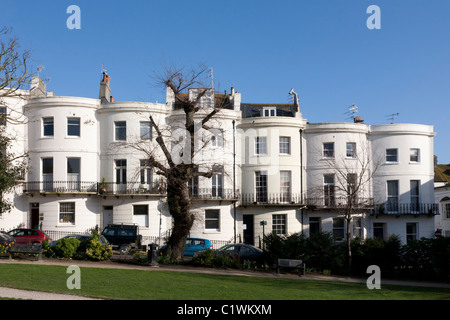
[1,257,450,300]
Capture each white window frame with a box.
[279,137,291,155]
[346,142,356,158]
[262,107,276,117]
[255,136,267,155]
[410,148,420,163]
[272,214,287,235]
[205,209,220,231]
[115,121,126,141]
[59,202,75,225]
[133,205,149,228]
[406,222,418,243]
[386,148,398,163]
[323,142,334,158]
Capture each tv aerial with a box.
[387,113,399,124]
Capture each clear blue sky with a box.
[2,0,450,163]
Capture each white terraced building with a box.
[0,74,439,246]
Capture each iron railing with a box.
[240,193,305,206]
[23,181,98,193]
[305,197,374,210]
[373,202,439,215]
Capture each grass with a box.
[0,263,449,300]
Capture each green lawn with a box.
[0,264,449,300]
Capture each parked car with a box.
[0,231,15,254]
[161,238,213,256]
[101,224,142,253]
[49,234,110,247]
[216,243,264,262]
[8,228,51,245]
[185,238,213,256]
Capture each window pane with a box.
[115,121,126,141]
[410,149,419,162]
[205,209,220,229]
[386,149,398,162]
[255,137,267,155]
[43,117,54,136]
[272,214,286,235]
[255,171,268,203]
[42,158,53,174]
[323,143,334,158]
[67,118,80,136]
[67,158,80,174]
[279,137,291,154]
[140,122,151,140]
[59,202,75,224]
[346,143,356,158]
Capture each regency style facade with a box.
[0,74,439,246]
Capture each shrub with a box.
[191,249,240,269]
[55,237,81,258]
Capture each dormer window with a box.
[263,107,276,117]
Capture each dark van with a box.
[101,224,142,253]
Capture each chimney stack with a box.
[30,76,46,98]
[99,72,111,103]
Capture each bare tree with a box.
[127,65,230,260]
[307,137,383,269]
[0,27,32,215]
[0,27,32,99]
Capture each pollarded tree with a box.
[131,65,231,261]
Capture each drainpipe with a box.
[299,128,304,235]
[233,120,237,243]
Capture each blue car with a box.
[185,238,213,256]
[161,238,213,256]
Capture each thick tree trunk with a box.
[165,171,194,261]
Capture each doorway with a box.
[102,206,113,229]
[243,215,254,245]
[30,203,39,229]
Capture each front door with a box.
[30,203,39,229]
[243,215,254,245]
[102,206,113,229]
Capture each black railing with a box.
[23,181,98,193]
[373,202,439,215]
[305,197,374,210]
[23,181,240,200]
[240,193,304,205]
[98,182,166,195]
[189,188,239,200]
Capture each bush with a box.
[191,249,240,269]
[81,229,113,261]
[55,237,81,258]
[45,229,113,261]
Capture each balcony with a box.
[23,181,98,194]
[189,188,240,201]
[23,181,239,201]
[305,197,374,211]
[240,193,305,206]
[373,202,439,216]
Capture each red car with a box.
[8,228,51,245]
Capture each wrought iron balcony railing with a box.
[373,202,439,215]
[240,193,305,206]
[23,181,98,194]
[305,197,374,210]
[23,181,239,201]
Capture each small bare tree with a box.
[308,136,383,269]
[126,65,230,260]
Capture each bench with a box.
[276,259,306,276]
[9,243,43,261]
